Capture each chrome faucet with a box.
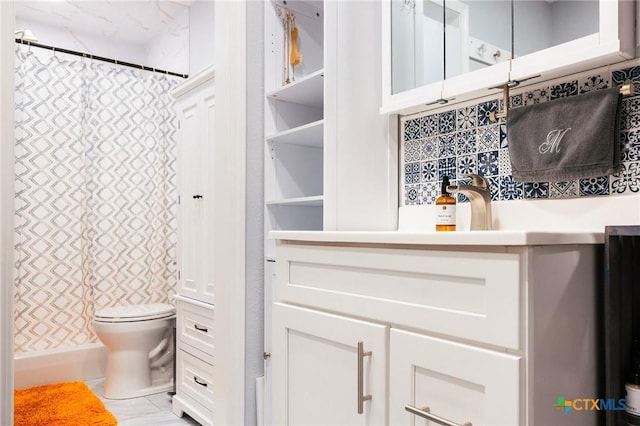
[447,174,493,231]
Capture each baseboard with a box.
[14,343,107,389]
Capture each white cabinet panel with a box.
[173,349,214,426]
[389,329,522,426]
[272,303,387,426]
[276,243,521,349]
[176,297,215,363]
[174,71,215,304]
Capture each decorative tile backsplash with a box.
[401,60,640,206]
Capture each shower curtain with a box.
[14,48,179,353]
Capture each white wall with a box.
[189,0,215,75]
[325,1,397,230]
[0,3,15,424]
[245,3,265,425]
[15,14,189,75]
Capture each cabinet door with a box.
[272,303,387,426]
[175,82,215,303]
[389,329,522,426]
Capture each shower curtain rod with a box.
[15,38,189,79]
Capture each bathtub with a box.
[14,342,107,389]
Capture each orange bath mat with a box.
[14,381,117,426]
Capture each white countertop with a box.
[269,230,604,246]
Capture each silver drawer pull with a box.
[194,324,208,333]
[194,376,208,387]
[357,341,372,414]
[405,404,472,426]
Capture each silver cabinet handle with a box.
[357,341,372,414]
[405,404,472,426]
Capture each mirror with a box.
[390,0,600,96]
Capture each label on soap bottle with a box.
[435,204,456,225]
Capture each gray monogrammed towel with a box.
[507,87,621,182]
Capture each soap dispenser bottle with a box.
[435,176,456,232]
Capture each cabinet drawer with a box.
[176,349,214,411]
[389,329,522,426]
[176,298,215,356]
[276,243,522,349]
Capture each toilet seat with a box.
[94,303,175,323]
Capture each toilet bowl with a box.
[93,303,176,399]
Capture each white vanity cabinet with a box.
[382,0,635,115]
[270,232,602,426]
[390,329,522,426]
[171,67,216,426]
[272,303,387,425]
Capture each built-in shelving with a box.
[266,195,324,207]
[266,69,324,108]
[264,0,325,258]
[266,119,323,147]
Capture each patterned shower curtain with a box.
[14,49,179,353]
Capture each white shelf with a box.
[266,195,324,207]
[267,119,324,147]
[266,69,324,108]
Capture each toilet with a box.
[93,303,176,399]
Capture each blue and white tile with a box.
[612,66,640,95]
[421,160,438,182]
[422,181,439,204]
[549,180,578,198]
[499,148,512,176]
[439,133,456,157]
[456,130,476,155]
[611,162,640,194]
[419,114,439,138]
[403,139,421,162]
[477,99,499,126]
[499,124,508,148]
[477,125,499,151]
[499,175,523,200]
[551,80,578,99]
[579,176,610,196]
[523,86,550,105]
[421,137,439,160]
[509,94,523,108]
[621,130,640,162]
[488,176,501,201]
[579,74,608,93]
[523,181,549,199]
[456,105,477,130]
[404,162,420,184]
[622,97,640,131]
[405,184,421,205]
[438,157,457,181]
[439,110,456,134]
[477,150,499,177]
[457,154,477,177]
[403,118,420,141]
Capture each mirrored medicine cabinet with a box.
[381,0,636,115]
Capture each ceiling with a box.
[14,0,192,46]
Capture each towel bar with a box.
[488,82,635,123]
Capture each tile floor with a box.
[86,379,201,426]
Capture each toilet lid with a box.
[94,303,175,322]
